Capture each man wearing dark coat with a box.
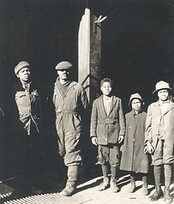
[120,93,149,196]
[12,61,42,198]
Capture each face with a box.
[131,98,142,112]
[101,82,112,96]
[157,89,169,101]
[57,69,70,81]
[17,67,31,82]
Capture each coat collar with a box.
[99,95,118,117]
[55,78,77,98]
[154,101,174,115]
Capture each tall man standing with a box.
[145,80,174,203]
[13,61,42,197]
[53,61,88,196]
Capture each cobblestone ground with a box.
[0,174,174,204]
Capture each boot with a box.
[128,174,135,193]
[142,184,148,196]
[164,164,173,203]
[59,179,76,196]
[164,187,173,203]
[142,175,148,196]
[149,186,163,201]
[110,166,119,193]
[149,165,163,201]
[60,165,78,196]
[98,177,109,191]
[110,179,119,193]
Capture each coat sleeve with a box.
[118,99,125,137]
[90,100,98,137]
[145,105,153,143]
[52,84,56,105]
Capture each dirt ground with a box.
[0,173,173,204]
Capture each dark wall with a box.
[0,0,85,179]
[91,0,174,112]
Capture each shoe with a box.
[164,187,173,203]
[98,177,109,191]
[59,180,76,196]
[110,179,119,193]
[11,185,29,199]
[28,184,42,195]
[149,186,163,201]
[142,185,149,196]
[128,182,135,193]
[11,188,23,199]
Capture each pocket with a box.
[72,114,82,132]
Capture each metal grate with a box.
[4,193,94,204]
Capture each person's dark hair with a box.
[100,78,113,87]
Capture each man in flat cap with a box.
[12,61,42,197]
[145,81,174,203]
[53,61,89,196]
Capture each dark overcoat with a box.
[120,111,149,173]
[90,95,125,145]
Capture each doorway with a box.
[97,0,174,111]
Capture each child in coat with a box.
[120,93,149,196]
[90,78,125,193]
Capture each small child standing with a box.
[90,78,125,193]
[120,93,149,196]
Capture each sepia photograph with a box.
[0,0,174,203]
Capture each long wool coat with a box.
[90,95,125,145]
[120,111,149,173]
[145,101,174,164]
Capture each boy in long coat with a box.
[120,93,149,195]
[90,78,125,193]
[145,80,174,203]
[53,61,88,196]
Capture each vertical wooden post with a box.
[78,8,90,100]
[90,15,102,103]
[78,6,102,103]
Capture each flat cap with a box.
[14,61,30,75]
[55,61,72,70]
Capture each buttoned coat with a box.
[120,111,149,173]
[53,79,89,165]
[90,95,125,145]
[145,101,174,163]
[15,83,40,135]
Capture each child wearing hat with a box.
[120,93,149,195]
[145,80,174,203]
[90,78,125,193]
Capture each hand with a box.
[118,135,124,144]
[145,141,154,154]
[91,137,98,146]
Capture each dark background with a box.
[0,0,174,181]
